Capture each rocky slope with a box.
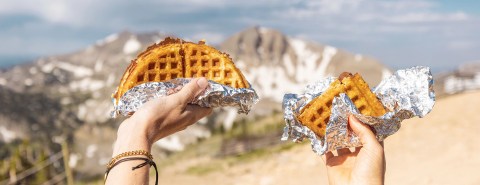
[221,27,391,103]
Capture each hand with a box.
[106,78,213,185]
[322,115,386,185]
[114,77,213,152]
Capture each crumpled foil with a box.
[282,66,435,155]
[111,78,259,117]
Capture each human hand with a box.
[322,115,386,185]
[113,77,213,154]
[107,78,212,185]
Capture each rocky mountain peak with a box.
[221,26,391,104]
[221,26,290,66]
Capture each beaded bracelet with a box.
[107,150,153,169]
[104,157,158,185]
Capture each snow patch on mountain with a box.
[156,135,184,151]
[77,99,111,123]
[123,36,141,54]
[56,62,93,78]
[241,60,304,102]
[0,126,16,142]
[283,54,295,76]
[0,78,6,86]
[317,46,337,77]
[61,97,72,105]
[259,27,271,34]
[289,38,321,83]
[42,62,55,73]
[106,74,116,86]
[236,38,341,102]
[69,78,105,91]
[96,33,118,45]
[24,78,33,86]
[94,60,104,72]
[29,67,38,74]
[86,144,98,158]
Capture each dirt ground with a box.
[154,91,480,185]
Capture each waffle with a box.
[113,37,250,102]
[183,42,249,88]
[297,72,387,137]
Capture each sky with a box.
[0,0,479,72]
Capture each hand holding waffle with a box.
[128,78,213,143]
[106,78,212,185]
[322,115,385,185]
[297,72,387,138]
[108,38,254,184]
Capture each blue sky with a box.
[0,0,479,72]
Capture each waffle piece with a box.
[113,38,184,103]
[297,72,387,138]
[113,37,250,102]
[183,42,249,89]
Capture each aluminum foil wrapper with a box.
[282,66,435,155]
[111,78,259,117]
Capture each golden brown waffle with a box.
[113,37,250,102]
[297,72,387,138]
[183,42,249,89]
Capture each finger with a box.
[321,151,334,163]
[171,78,209,106]
[184,104,213,120]
[132,97,167,121]
[354,146,362,154]
[337,148,351,156]
[177,104,213,127]
[348,115,378,147]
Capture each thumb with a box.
[172,78,209,105]
[349,115,378,147]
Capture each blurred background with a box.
[0,0,479,184]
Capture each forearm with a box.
[105,119,153,185]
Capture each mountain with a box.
[0,86,80,144]
[221,27,391,103]
[0,27,391,177]
[0,31,171,176]
[219,27,390,119]
[0,31,168,124]
[433,61,480,97]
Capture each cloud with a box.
[383,12,468,23]
[0,0,94,26]
[280,0,363,18]
[0,0,479,72]
[448,40,476,50]
[277,0,469,24]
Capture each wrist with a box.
[113,119,152,157]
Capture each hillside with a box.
[149,91,480,185]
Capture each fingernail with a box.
[349,115,358,121]
[196,78,208,89]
